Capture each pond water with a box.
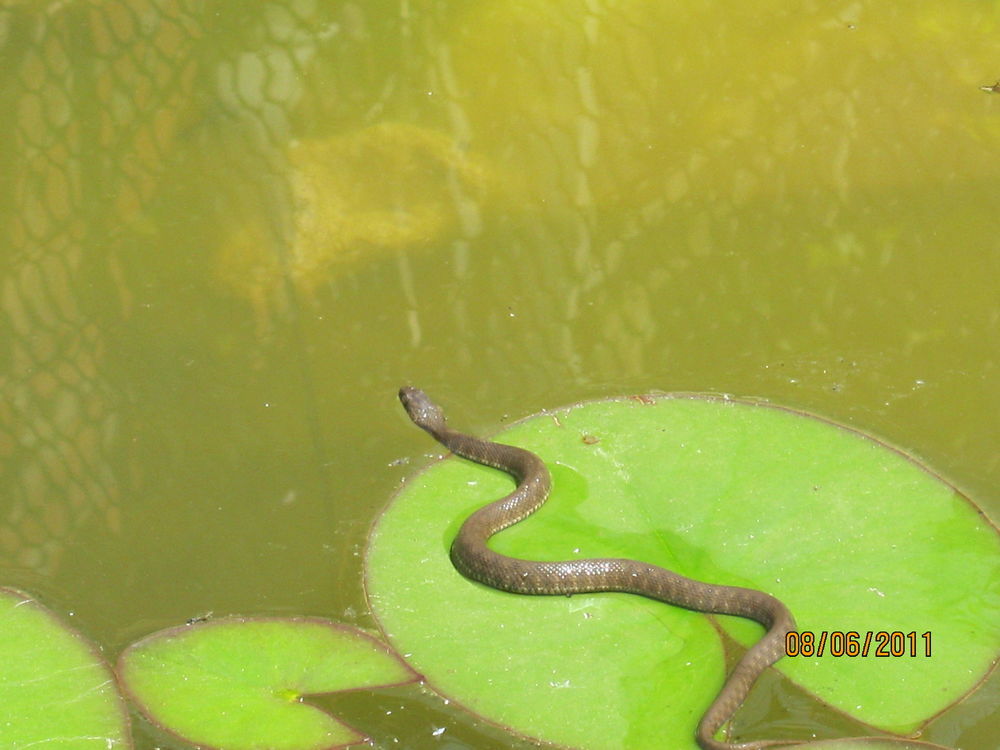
[0,1,996,748]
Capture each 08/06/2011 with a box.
[785,630,932,658]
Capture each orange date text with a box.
[785,630,932,658]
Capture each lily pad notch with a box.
[117,616,421,750]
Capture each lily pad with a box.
[0,587,131,749]
[366,394,1000,749]
[117,617,419,750]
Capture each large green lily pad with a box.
[366,394,999,749]
[0,587,131,749]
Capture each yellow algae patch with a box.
[215,122,495,317]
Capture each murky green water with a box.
[0,1,996,748]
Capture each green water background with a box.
[0,1,996,747]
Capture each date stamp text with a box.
[785,630,932,658]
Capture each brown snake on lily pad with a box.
[398,387,955,750]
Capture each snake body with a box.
[399,386,796,750]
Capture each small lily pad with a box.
[367,394,999,749]
[0,587,131,749]
[118,617,419,750]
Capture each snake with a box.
[399,386,799,750]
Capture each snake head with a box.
[399,386,448,433]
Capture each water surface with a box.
[0,1,996,747]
